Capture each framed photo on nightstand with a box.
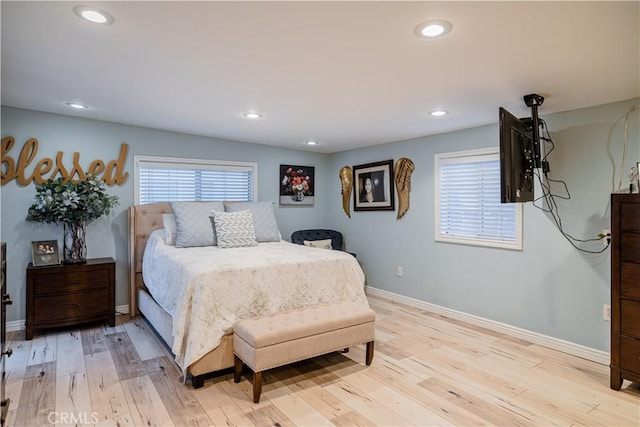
[31,240,60,267]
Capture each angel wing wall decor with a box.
[394,157,415,219]
[339,166,353,218]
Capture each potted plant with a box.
[26,175,119,263]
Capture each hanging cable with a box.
[532,119,609,254]
[616,105,638,192]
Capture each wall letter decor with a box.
[1,137,129,186]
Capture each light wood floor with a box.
[6,294,640,426]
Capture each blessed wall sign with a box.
[1,137,129,186]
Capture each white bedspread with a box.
[142,230,368,372]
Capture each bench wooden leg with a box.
[253,371,262,403]
[234,355,243,383]
[192,375,205,389]
[366,341,374,365]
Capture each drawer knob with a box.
[1,294,12,306]
[2,347,12,358]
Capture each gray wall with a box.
[1,107,332,321]
[329,98,639,352]
[2,99,638,353]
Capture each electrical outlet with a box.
[599,229,611,246]
[396,266,403,277]
[603,304,611,321]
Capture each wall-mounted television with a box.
[499,107,535,203]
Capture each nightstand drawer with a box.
[33,290,109,323]
[32,269,110,296]
[621,299,640,338]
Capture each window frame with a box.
[134,155,258,205]
[434,147,523,250]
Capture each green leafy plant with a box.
[26,175,119,224]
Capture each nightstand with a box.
[26,257,115,340]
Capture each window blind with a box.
[136,157,255,205]
[439,159,515,241]
[435,149,521,249]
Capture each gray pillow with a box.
[224,201,281,242]
[170,201,225,247]
[212,210,258,248]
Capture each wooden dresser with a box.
[1,243,11,426]
[25,257,115,340]
[610,193,640,390]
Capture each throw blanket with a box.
[142,230,368,372]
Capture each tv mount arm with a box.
[523,93,545,171]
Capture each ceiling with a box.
[2,1,638,154]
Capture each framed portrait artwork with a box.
[279,165,315,206]
[31,240,60,267]
[353,160,395,211]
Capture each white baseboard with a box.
[365,286,610,366]
[7,304,130,333]
[116,304,130,315]
[7,319,24,333]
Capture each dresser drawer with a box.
[621,203,640,232]
[621,263,640,300]
[621,299,640,338]
[32,269,109,296]
[621,233,640,263]
[33,289,109,323]
[620,336,640,373]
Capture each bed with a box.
[128,201,368,387]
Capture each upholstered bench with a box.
[233,301,375,403]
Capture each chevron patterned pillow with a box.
[212,210,258,248]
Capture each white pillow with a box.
[224,201,281,242]
[170,201,225,248]
[212,210,258,248]
[303,239,333,250]
[162,213,177,246]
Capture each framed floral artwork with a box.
[279,165,315,205]
[353,160,395,211]
[31,240,60,267]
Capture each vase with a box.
[294,191,305,202]
[63,222,87,264]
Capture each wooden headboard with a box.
[128,202,172,315]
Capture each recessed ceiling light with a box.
[415,20,453,38]
[73,6,115,25]
[65,102,88,110]
[429,110,448,117]
[243,112,262,119]
[305,140,318,146]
